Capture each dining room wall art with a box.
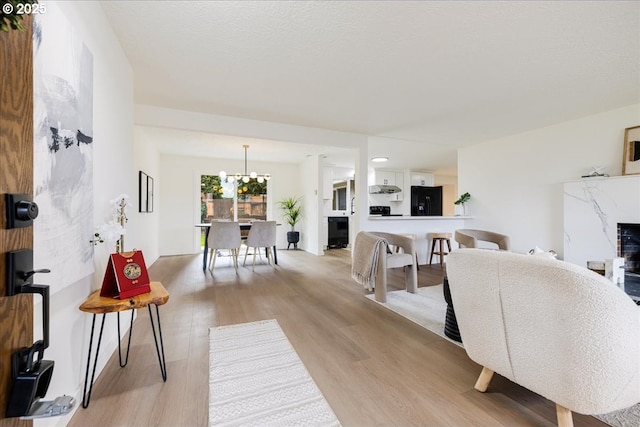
[139,171,154,213]
[33,2,95,294]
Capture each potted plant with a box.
[454,192,471,216]
[278,196,302,249]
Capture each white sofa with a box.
[446,248,640,427]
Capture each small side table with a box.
[79,282,169,408]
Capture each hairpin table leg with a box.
[82,313,106,408]
[117,310,135,367]
[148,304,167,381]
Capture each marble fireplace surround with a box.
[564,175,640,300]
[564,175,640,265]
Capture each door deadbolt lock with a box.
[6,194,39,229]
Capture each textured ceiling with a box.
[101,1,640,173]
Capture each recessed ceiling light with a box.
[371,157,389,162]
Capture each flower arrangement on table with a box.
[90,194,129,253]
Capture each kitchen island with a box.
[365,215,472,265]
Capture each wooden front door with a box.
[0,15,34,426]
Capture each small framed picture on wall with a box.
[623,125,640,175]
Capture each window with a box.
[201,175,234,222]
[201,175,268,223]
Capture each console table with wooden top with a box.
[79,281,169,408]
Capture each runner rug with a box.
[365,285,639,427]
[209,319,341,427]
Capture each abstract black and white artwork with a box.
[33,3,94,293]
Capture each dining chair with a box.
[208,221,241,272]
[243,221,277,271]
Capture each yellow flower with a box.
[243,186,248,192]
[218,188,223,194]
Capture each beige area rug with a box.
[209,319,341,427]
[365,285,462,347]
[364,286,639,427]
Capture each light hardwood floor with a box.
[69,249,607,427]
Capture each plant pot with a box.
[287,231,300,250]
[454,204,466,216]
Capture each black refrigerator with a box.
[410,186,443,216]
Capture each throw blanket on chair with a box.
[352,232,387,291]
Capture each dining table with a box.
[195,222,278,270]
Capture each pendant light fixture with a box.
[219,144,271,184]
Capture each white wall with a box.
[133,126,161,262]
[157,152,301,255]
[458,103,640,257]
[31,2,135,426]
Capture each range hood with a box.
[369,184,402,194]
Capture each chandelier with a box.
[219,144,271,184]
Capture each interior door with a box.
[0,16,34,426]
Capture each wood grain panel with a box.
[0,15,34,426]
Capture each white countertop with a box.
[368,215,472,220]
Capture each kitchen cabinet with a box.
[390,176,403,201]
[375,170,404,201]
[411,171,434,187]
[376,170,396,186]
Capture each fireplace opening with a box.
[617,223,640,302]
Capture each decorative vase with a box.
[454,204,466,216]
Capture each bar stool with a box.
[429,232,452,267]
[394,233,420,270]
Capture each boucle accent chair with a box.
[454,228,511,250]
[351,231,418,303]
[446,248,640,427]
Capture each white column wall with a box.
[300,155,321,254]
